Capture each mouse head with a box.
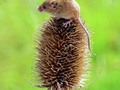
[38,0,64,16]
[38,0,60,13]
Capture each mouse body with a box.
[38,0,80,19]
[38,0,93,54]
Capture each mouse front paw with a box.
[63,20,73,28]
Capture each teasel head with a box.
[35,18,90,90]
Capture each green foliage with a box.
[0,0,120,90]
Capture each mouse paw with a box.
[63,20,73,28]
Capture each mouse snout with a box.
[38,6,44,12]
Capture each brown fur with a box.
[36,18,89,90]
[38,0,80,19]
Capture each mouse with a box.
[38,0,94,54]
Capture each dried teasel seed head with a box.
[35,18,90,90]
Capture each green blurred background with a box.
[0,0,120,90]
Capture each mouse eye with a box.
[50,1,57,8]
[43,5,47,9]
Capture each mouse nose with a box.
[38,6,44,12]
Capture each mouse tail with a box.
[79,18,95,55]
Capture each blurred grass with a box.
[0,0,120,90]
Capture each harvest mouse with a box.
[38,0,94,54]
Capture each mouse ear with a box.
[50,1,57,8]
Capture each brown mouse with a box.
[38,0,94,54]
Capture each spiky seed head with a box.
[36,18,90,90]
